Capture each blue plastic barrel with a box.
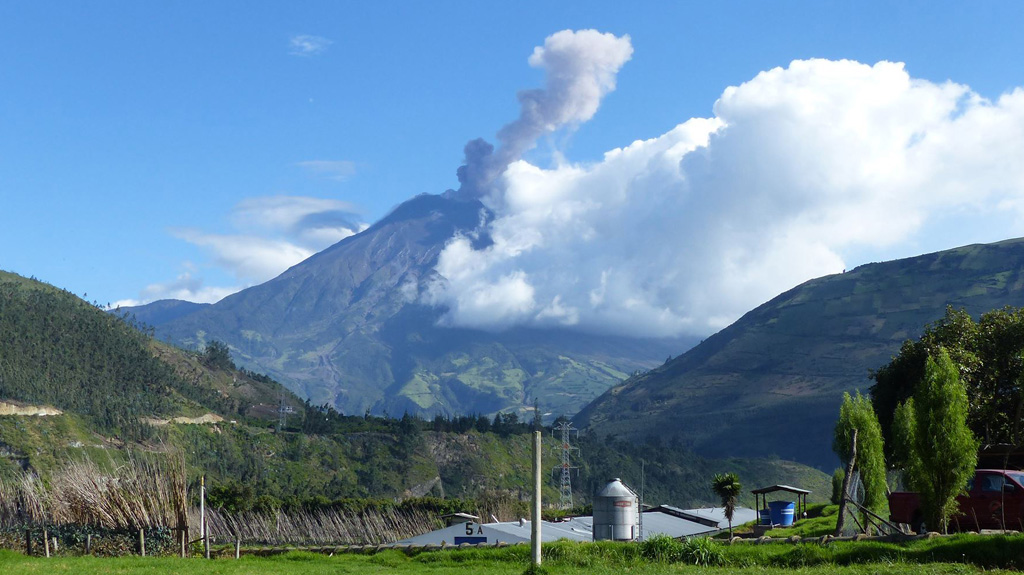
[758,508,771,525]
[768,501,795,526]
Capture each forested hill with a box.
[0,270,827,508]
[575,238,1024,470]
[0,270,296,439]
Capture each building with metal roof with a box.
[392,505,755,546]
[394,517,591,546]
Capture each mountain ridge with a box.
[574,237,1024,469]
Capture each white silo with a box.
[592,478,638,541]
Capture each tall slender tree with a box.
[894,348,979,533]
[832,392,887,518]
[711,472,742,539]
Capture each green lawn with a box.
[2,533,1024,575]
[0,551,1003,575]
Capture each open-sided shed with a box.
[751,484,811,520]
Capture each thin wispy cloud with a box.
[112,267,238,308]
[297,160,357,181]
[289,34,332,57]
[170,228,314,284]
[124,196,366,305]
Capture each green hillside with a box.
[575,238,1024,470]
[0,270,824,507]
[1,410,827,509]
[0,272,230,438]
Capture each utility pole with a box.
[639,459,645,541]
[531,431,542,567]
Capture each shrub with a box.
[680,536,725,566]
[771,543,832,567]
[640,534,684,562]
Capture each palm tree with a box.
[711,472,742,538]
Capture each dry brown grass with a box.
[1,457,525,546]
[0,453,187,530]
[199,505,442,545]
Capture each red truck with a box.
[889,469,1024,533]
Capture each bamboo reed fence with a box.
[0,454,186,531]
[0,456,524,550]
[200,506,440,545]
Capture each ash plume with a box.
[454,29,633,199]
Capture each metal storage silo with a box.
[592,478,638,541]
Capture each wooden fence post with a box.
[43,529,49,558]
[86,534,92,555]
[139,528,146,557]
[235,537,241,559]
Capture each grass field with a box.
[2,533,1023,575]
[0,551,1001,575]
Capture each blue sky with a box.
[2,2,1024,336]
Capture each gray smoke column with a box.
[456,29,633,198]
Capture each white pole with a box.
[531,431,542,567]
[200,475,206,539]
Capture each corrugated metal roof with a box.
[640,511,719,538]
[668,506,757,529]
[751,484,812,495]
[394,518,592,546]
[486,519,592,542]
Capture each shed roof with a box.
[440,512,480,520]
[750,484,811,495]
[649,506,757,529]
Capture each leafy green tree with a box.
[871,306,1024,449]
[202,340,235,371]
[711,472,741,538]
[207,480,255,514]
[894,349,979,533]
[830,468,844,505]
[832,392,887,517]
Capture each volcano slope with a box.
[131,194,688,420]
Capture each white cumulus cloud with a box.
[426,58,1024,338]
